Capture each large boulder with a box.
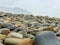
[34,31,60,45]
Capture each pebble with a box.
[1,28,10,35]
[0,43,3,45]
[0,34,6,40]
[7,32,23,38]
[2,23,17,31]
[27,34,35,39]
[56,31,60,36]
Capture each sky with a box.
[0,0,60,17]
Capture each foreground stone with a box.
[34,31,60,45]
[5,38,34,45]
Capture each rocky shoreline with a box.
[0,12,60,45]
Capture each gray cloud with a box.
[0,0,60,17]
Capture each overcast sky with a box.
[0,0,60,17]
